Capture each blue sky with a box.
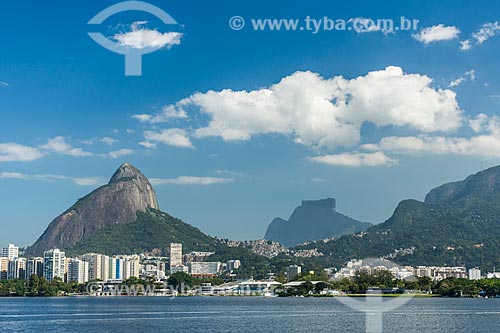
[2,0,500,247]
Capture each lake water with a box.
[0,297,499,332]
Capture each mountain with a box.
[264,198,371,247]
[296,166,500,271]
[65,208,220,256]
[28,163,161,256]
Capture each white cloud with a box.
[150,176,233,185]
[144,128,194,149]
[108,148,135,159]
[413,24,460,44]
[72,177,106,186]
[0,172,29,179]
[349,17,392,34]
[100,137,116,146]
[365,135,500,158]
[310,152,398,167]
[138,141,157,149]
[460,22,500,50]
[0,81,9,87]
[82,137,117,145]
[132,114,153,122]
[140,66,461,150]
[133,105,188,124]
[449,70,475,88]
[0,143,44,162]
[364,115,500,158]
[460,40,471,50]
[114,21,182,50]
[0,172,104,186]
[41,137,93,157]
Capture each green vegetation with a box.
[66,209,220,256]
[166,272,224,291]
[0,275,83,296]
[280,272,500,297]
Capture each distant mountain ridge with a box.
[264,198,371,247]
[296,166,500,270]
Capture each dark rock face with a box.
[27,163,159,256]
[264,198,371,247]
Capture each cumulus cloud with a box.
[0,143,44,162]
[41,137,93,157]
[413,24,460,44]
[449,70,475,88]
[108,149,134,159]
[461,22,500,50]
[150,176,234,185]
[364,135,500,157]
[138,66,462,150]
[310,152,398,167]
[363,115,500,158]
[113,21,182,50]
[144,128,194,149]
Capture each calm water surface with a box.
[0,297,499,332]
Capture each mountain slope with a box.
[296,166,500,270]
[65,208,220,256]
[264,198,371,247]
[28,163,160,256]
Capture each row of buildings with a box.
[168,243,240,277]
[0,245,142,283]
[0,243,241,284]
[326,259,486,281]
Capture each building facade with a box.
[43,249,66,282]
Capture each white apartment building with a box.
[43,249,66,282]
[169,243,183,268]
[2,244,19,260]
[188,262,221,276]
[469,268,481,280]
[68,258,89,284]
[226,260,241,271]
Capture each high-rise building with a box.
[287,265,302,280]
[2,244,19,260]
[43,249,66,282]
[169,243,183,268]
[115,257,124,280]
[122,256,140,279]
[68,259,89,284]
[82,253,110,281]
[27,258,44,278]
[469,268,481,280]
[226,260,241,271]
[188,262,221,277]
[0,257,9,280]
[13,258,27,279]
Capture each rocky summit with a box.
[264,198,371,247]
[27,163,159,256]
